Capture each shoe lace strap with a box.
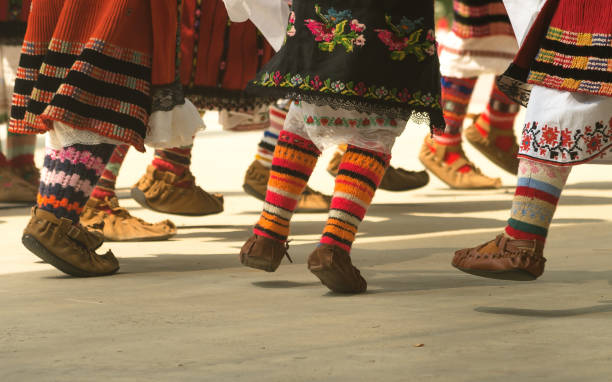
[284,240,293,263]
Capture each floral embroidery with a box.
[254,71,441,109]
[520,118,612,163]
[375,16,436,61]
[304,5,366,53]
[287,11,296,37]
[304,115,401,129]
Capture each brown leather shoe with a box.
[419,135,501,189]
[328,151,429,192]
[0,167,37,203]
[308,244,367,293]
[465,114,519,175]
[11,163,41,188]
[22,207,119,277]
[452,234,545,281]
[131,165,223,216]
[239,234,292,272]
[80,196,177,242]
[243,160,330,212]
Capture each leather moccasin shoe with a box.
[465,114,519,175]
[308,244,367,294]
[80,196,176,242]
[0,167,37,203]
[239,234,292,272]
[452,234,546,281]
[131,165,223,216]
[419,135,501,189]
[22,207,119,277]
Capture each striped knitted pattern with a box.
[473,81,519,151]
[255,105,286,168]
[253,130,321,242]
[38,143,114,223]
[10,36,152,151]
[6,130,37,161]
[440,76,477,134]
[90,144,129,200]
[152,146,192,178]
[452,0,513,38]
[505,159,571,243]
[321,145,390,252]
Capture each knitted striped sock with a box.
[473,81,520,151]
[431,76,477,173]
[38,144,115,224]
[90,144,129,200]
[440,76,477,134]
[253,130,321,242]
[152,146,192,187]
[504,159,571,244]
[321,145,390,252]
[6,130,37,181]
[255,104,287,168]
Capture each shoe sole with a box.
[22,234,119,277]
[130,188,223,217]
[240,253,278,272]
[465,126,519,175]
[453,264,537,281]
[242,183,266,202]
[309,267,367,294]
[105,233,176,242]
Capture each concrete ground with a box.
[1,79,611,381]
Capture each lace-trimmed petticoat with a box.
[246,0,445,138]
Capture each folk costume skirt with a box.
[246,0,445,152]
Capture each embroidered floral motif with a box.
[254,71,441,109]
[520,118,612,163]
[287,11,296,37]
[304,114,401,129]
[375,16,436,61]
[304,5,366,53]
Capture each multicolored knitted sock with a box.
[321,145,390,252]
[431,76,477,173]
[38,144,115,224]
[6,130,37,182]
[253,130,321,242]
[255,104,287,168]
[504,159,571,244]
[473,80,520,151]
[152,145,193,186]
[90,144,129,200]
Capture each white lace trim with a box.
[283,101,406,154]
[47,121,123,149]
[145,99,205,149]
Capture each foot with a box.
[308,244,367,293]
[131,165,224,216]
[239,234,292,272]
[327,151,429,192]
[452,234,545,281]
[219,104,270,132]
[243,160,330,212]
[0,167,37,203]
[80,196,177,242]
[418,135,501,189]
[22,207,119,277]
[465,114,519,175]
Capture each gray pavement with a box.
[1,90,612,380]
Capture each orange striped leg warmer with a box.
[90,144,129,200]
[253,130,321,242]
[473,80,520,151]
[38,144,115,223]
[321,145,390,252]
